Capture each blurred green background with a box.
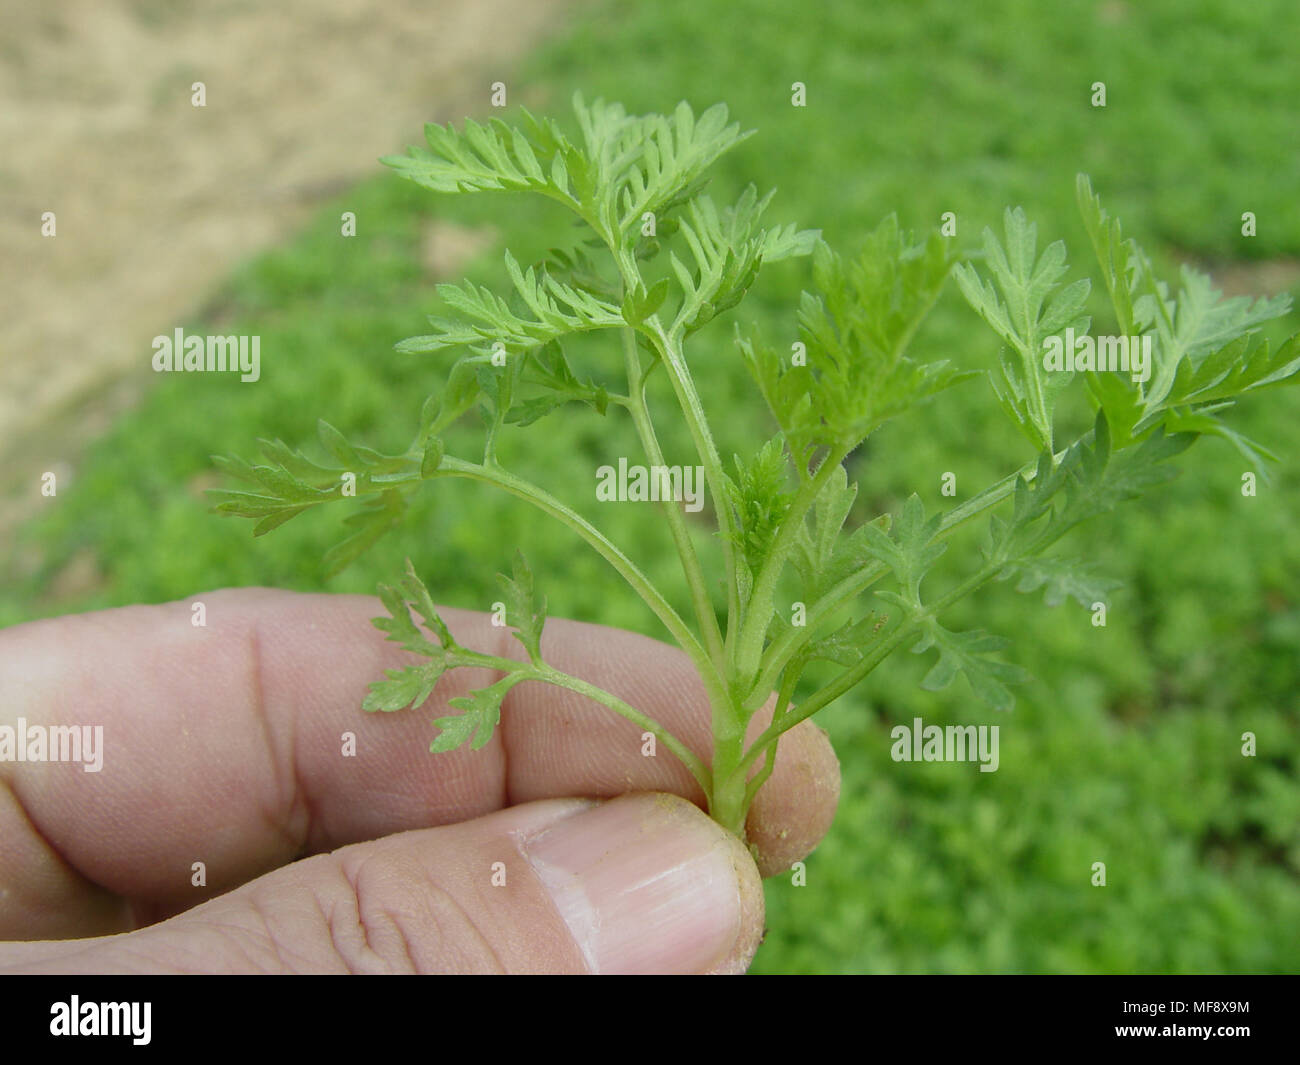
[4,0,1298,972]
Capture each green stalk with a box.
[622,327,727,669]
[708,729,749,838]
[740,562,1001,777]
[633,321,751,791]
[609,251,750,833]
[744,445,1071,708]
[428,457,718,689]
[534,664,713,799]
[744,560,888,711]
[445,645,711,799]
[429,456,742,817]
[742,660,803,809]
[647,321,744,667]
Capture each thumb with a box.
[3,794,764,975]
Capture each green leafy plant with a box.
[213,96,1299,841]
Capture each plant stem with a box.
[622,327,727,669]
[430,455,743,813]
[708,730,749,837]
[739,562,1002,776]
[742,661,802,809]
[744,560,888,710]
[445,645,712,799]
[632,320,753,796]
[604,244,756,831]
[743,445,1070,708]
[429,457,717,686]
[534,664,713,799]
[648,321,743,674]
[741,621,918,777]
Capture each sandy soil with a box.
[0,0,580,538]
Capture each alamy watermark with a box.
[1043,327,1151,383]
[891,716,999,772]
[0,718,103,772]
[595,458,705,512]
[152,328,261,382]
[50,997,150,1045]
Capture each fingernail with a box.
[523,793,745,974]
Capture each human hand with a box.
[0,589,839,974]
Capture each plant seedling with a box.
[213,94,1299,842]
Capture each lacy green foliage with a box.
[395,252,625,358]
[215,93,1299,833]
[363,556,549,753]
[665,185,819,338]
[381,97,751,251]
[739,219,970,461]
[955,219,1085,452]
[209,420,421,574]
[862,495,947,608]
[793,465,881,602]
[1001,557,1123,609]
[363,560,457,713]
[1074,174,1296,466]
[911,622,1028,714]
[496,551,547,664]
[504,340,611,427]
[724,436,794,584]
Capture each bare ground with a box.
[0,0,580,540]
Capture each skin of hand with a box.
[0,589,840,974]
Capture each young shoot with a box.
[213,96,1299,841]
